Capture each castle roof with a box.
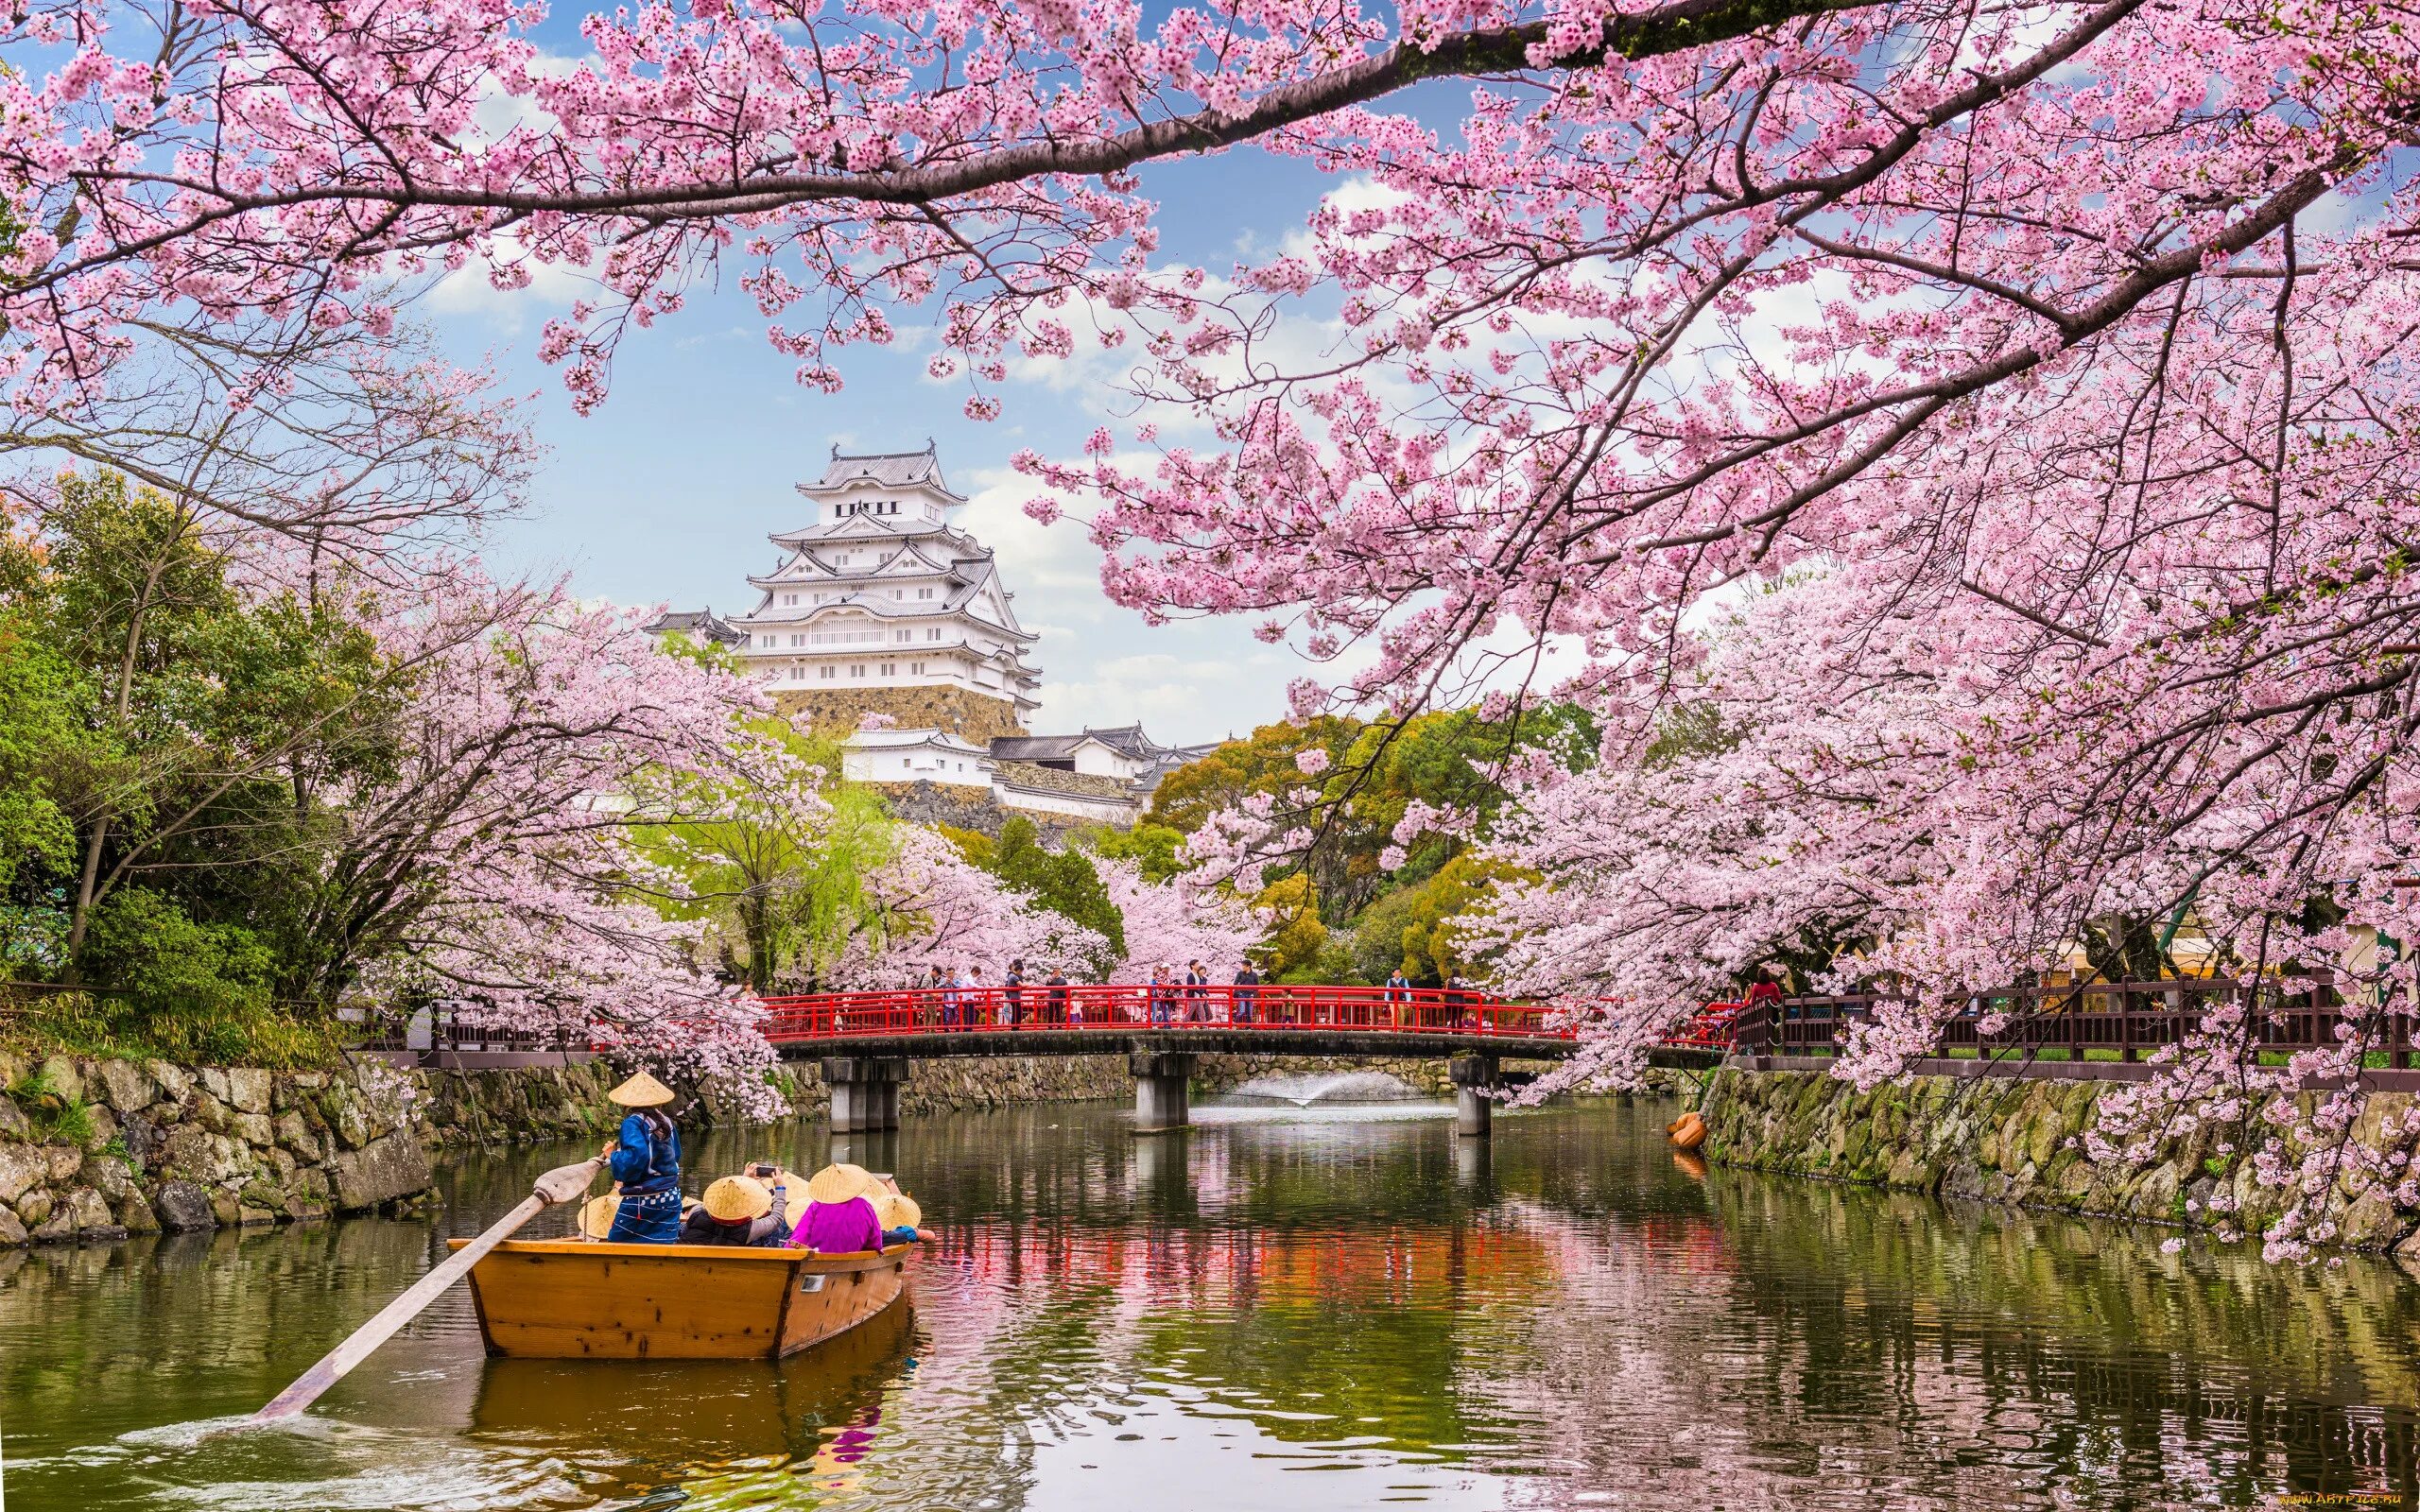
[797,439,965,502]
[988,725,1209,764]
[642,608,745,645]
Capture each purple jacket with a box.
[790,1195,883,1253]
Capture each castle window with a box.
[928,627,942,641]
[821,665,836,680]
[784,594,797,607]
[896,629,910,642]
[851,663,866,678]
[918,587,934,600]
[881,662,896,676]
[911,662,925,674]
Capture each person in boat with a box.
[679,1169,792,1247]
[791,1162,885,1253]
[599,1071,683,1244]
[873,1190,923,1246]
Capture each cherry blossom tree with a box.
[1096,853,1266,985]
[300,565,791,1103]
[826,825,1108,986]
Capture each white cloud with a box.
[953,463,1293,741]
[426,232,593,333]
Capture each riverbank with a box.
[1699,1065,2420,1256]
[0,1048,1544,1246]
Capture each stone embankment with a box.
[0,1049,1500,1247]
[1701,1067,2420,1253]
[0,1051,431,1247]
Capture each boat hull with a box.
[447,1238,912,1361]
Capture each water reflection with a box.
[1,1095,2415,1510]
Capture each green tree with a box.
[1253,873,1328,979]
[1148,704,1599,928]
[633,719,899,992]
[12,475,409,982]
[984,816,1125,974]
[1346,854,1526,984]
[1087,820,1187,883]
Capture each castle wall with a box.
[773,684,1026,741]
[870,782,1112,842]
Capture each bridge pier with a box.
[821,1056,909,1133]
[1450,1054,1499,1138]
[1131,1048,1197,1133]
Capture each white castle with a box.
[648,442,1212,826]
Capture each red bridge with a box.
[754,983,1736,1139]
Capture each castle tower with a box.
[726,442,1041,741]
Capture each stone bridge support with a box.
[821,1057,909,1134]
[1450,1054,1499,1138]
[1131,1048,1197,1134]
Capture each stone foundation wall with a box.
[1701,1067,2420,1253]
[0,1051,431,1247]
[772,684,1025,741]
[870,780,1104,842]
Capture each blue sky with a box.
[427,142,1364,748]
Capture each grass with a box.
[11,1067,96,1146]
[1,988,344,1071]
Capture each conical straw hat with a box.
[703,1175,774,1222]
[579,1193,622,1240]
[804,1162,876,1204]
[607,1071,675,1108]
[873,1191,922,1230]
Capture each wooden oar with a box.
[251,1154,605,1423]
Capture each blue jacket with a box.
[609,1110,681,1195]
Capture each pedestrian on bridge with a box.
[1184,960,1212,1022]
[1049,968,1073,1023]
[920,963,947,1027]
[1233,960,1261,1023]
[964,964,988,1026]
[1149,964,1176,1025]
[1005,959,1027,1026]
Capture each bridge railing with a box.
[756,984,1570,1042]
[1729,977,2413,1065]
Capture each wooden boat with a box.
[447,1237,913,1361]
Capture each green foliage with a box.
[1345,853,1524,984]
[80,886,275,1021]
[1253,873,1328,979]
[632,717,900,992]
[1148,704,1597,927]
[1642,701,1735,768]
[1086,820,1188,883]
[985,816,1125,973]
[4,986,337,1069]
[936,822,995,868]
[0,624,79,895]
[1275,939,1362,987]
[10,1068,96,1146]
[0,472,417,1017]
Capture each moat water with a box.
[4,1095,2417,1509]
